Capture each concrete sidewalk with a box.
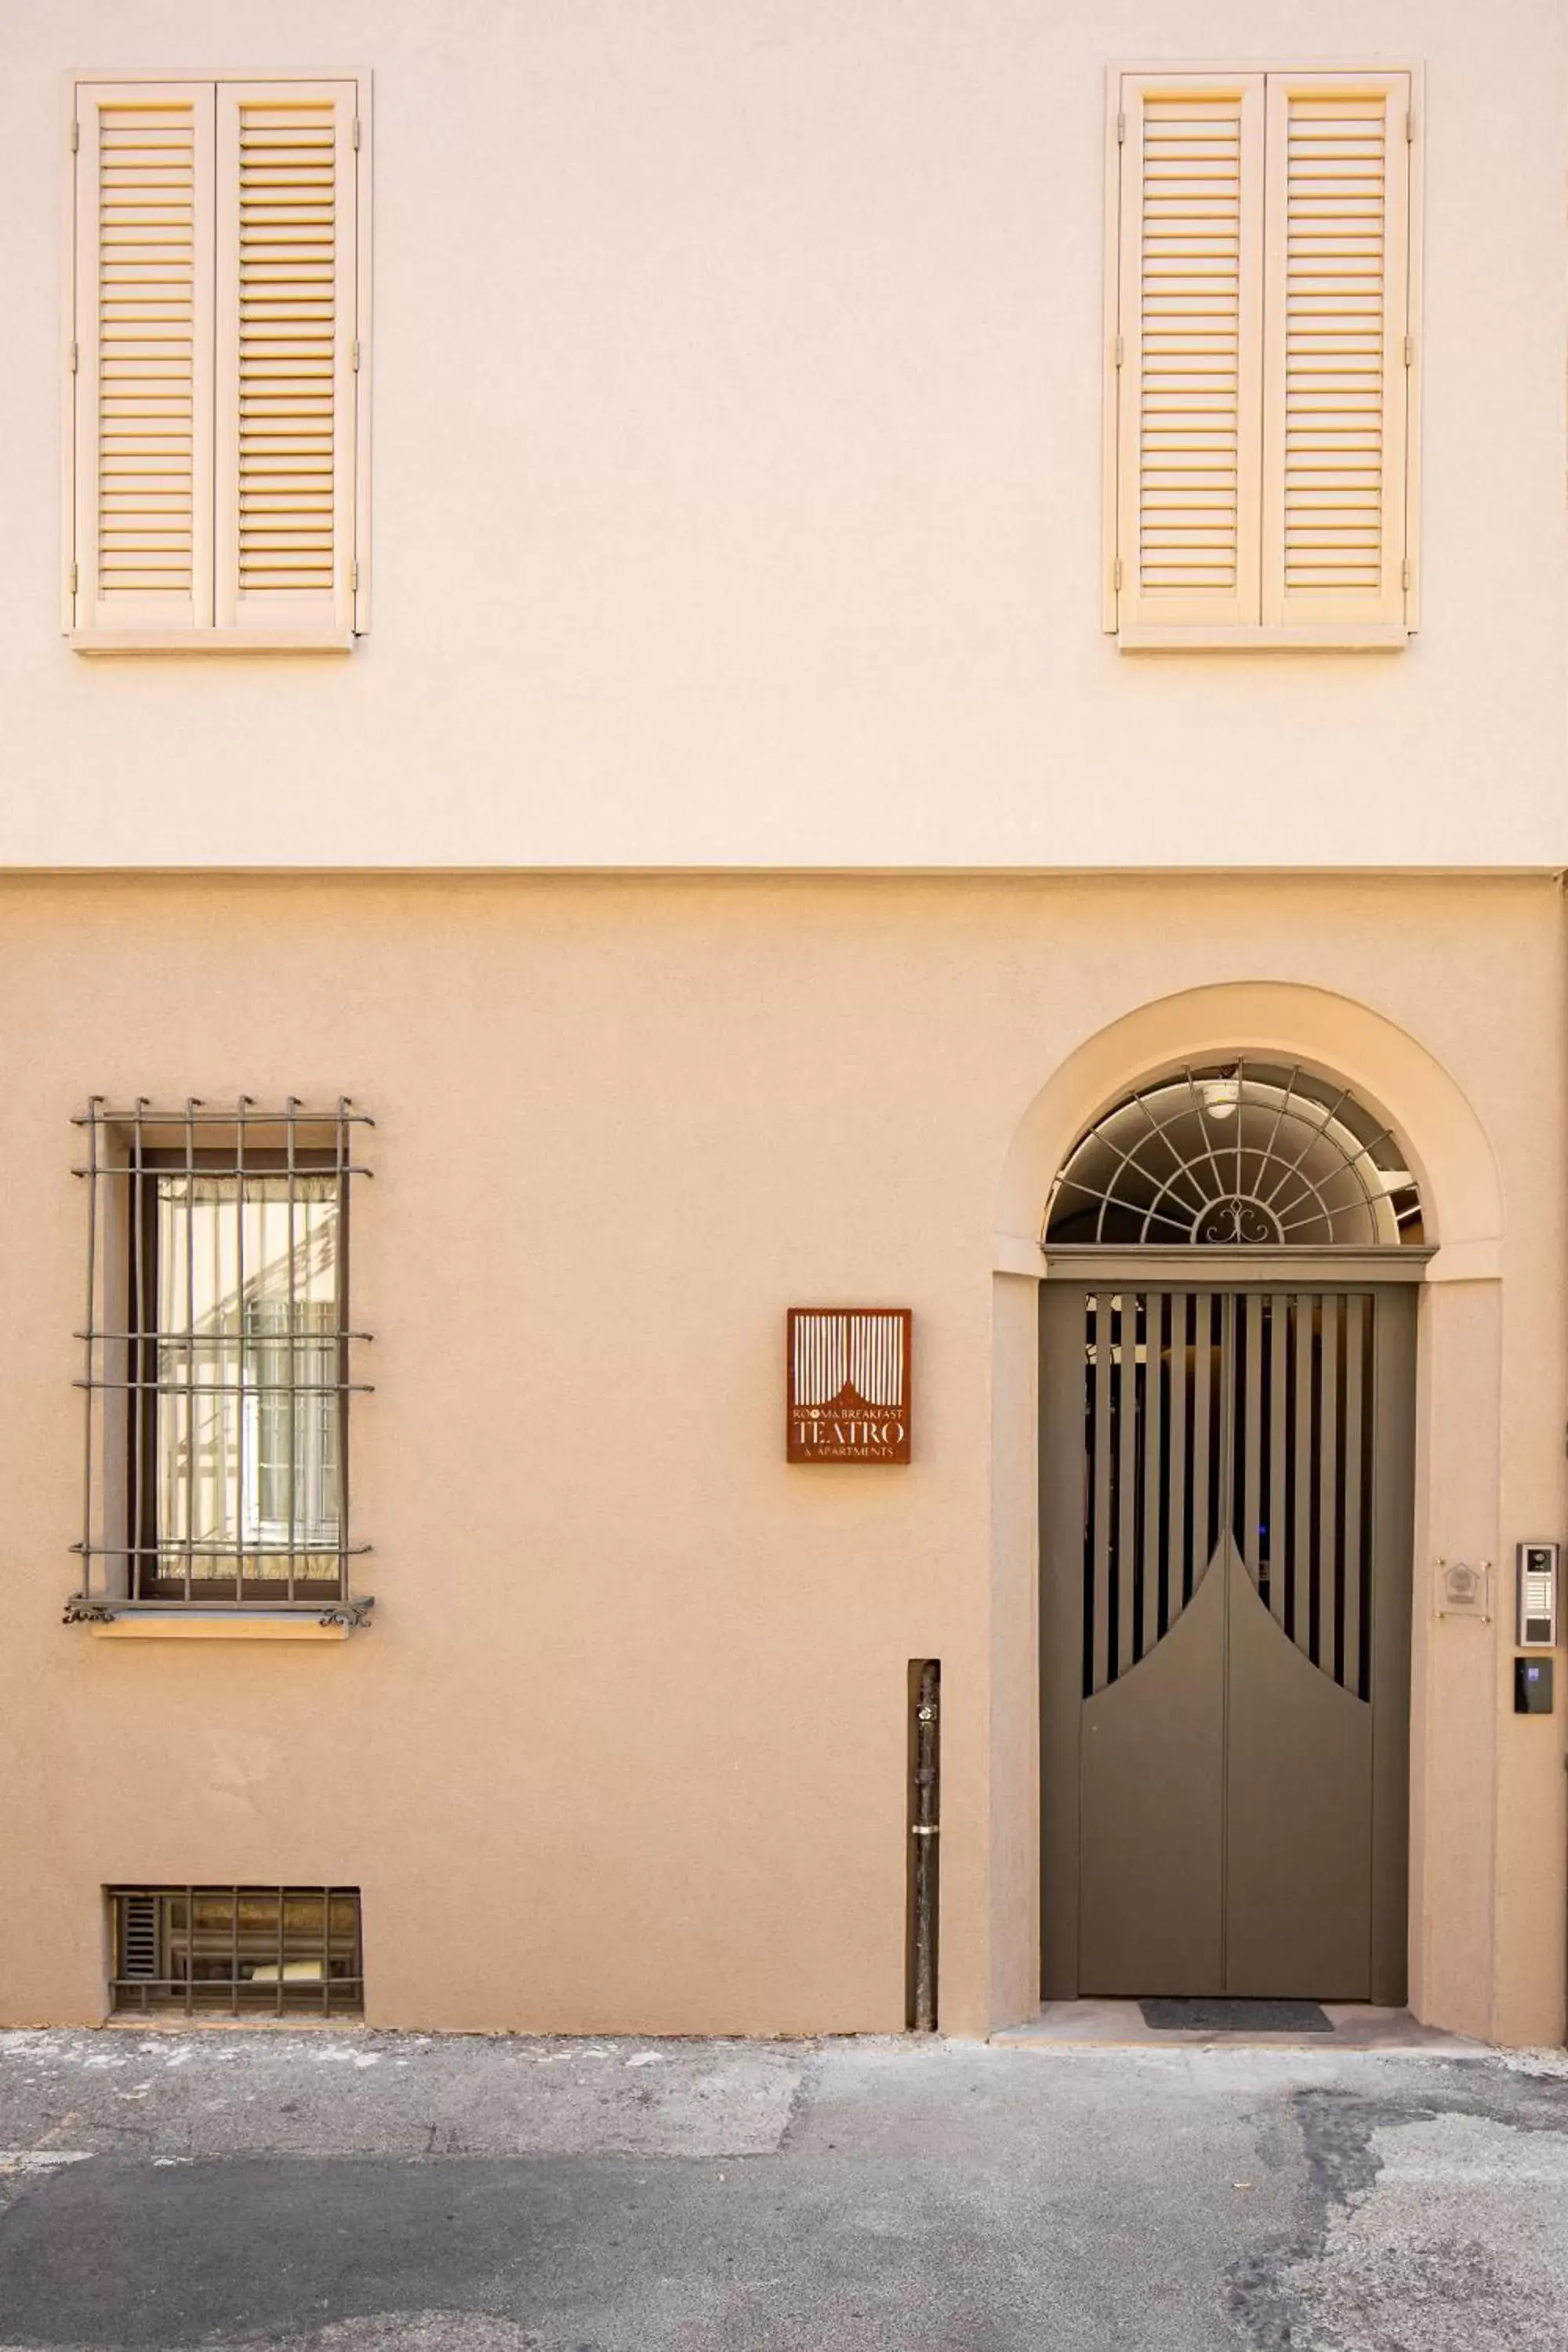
[0,2027,1566,2350]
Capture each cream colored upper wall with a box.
[2,0,1565,869]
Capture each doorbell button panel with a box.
[1515,1541,1560,1649]
[1515,1657,1554,1715]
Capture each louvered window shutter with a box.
[214,83,359,633]
[73,84,215,633]
[1115,77,1265,636]
[1261,76,1411,629]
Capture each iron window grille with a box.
[1044,1062,1424,1249]
[110,1886,363,2016]
[68,1100,373,1619]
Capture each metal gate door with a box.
[1040,1283,1414,2001]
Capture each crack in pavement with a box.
[1229,2067,1568,2350]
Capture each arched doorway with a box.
[1039,1060,1421,2002]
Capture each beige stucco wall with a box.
[2,0,1566,867]
[0,871,1561,2044]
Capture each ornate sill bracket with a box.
[62,1595,117,1625]
[319,1596,376,1631]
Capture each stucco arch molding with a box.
[994,984,1501,1285]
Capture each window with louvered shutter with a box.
[67,73,368,651]
[71,85,216,635]
[1107,67,1416,648]
[1261,77,1410,630]
[1113,77,1265,637]
[215,84,358,633]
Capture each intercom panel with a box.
[1515,1542,1560,1650]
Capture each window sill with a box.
[1116,626,1410,652]
[70,630,357,656]
[80,1612,365,1643]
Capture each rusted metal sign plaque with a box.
[787,1308,912,1464]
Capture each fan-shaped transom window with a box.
[1046,1062,1422,1248]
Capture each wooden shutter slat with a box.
[74,84,214,631]
[215,82,358,630]
[1116,75,1265,632]
[1261,75,1410,626]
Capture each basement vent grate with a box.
[109,1886,363,2017]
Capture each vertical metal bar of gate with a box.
[1140,1293,1163,1657]
[1116,1296,1139,1677]
[1220,1291,1236,1994]
[1091,1298,1112,1692]
[1268,1294,1288,1627]
[1316,1294,1339,1674]
[1240,1294,1262,1581]
[1342,1295,1366,1699]
[1293,1296,1315,1652]
[1168,1293,1189,1620]
[1189,1293,1213,1592]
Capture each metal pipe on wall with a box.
[908,1660,941,2032]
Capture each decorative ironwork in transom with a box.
[1045,1062,1422,1248]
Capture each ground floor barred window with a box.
[69,1101,372,1617]
[110,1886,364,2016]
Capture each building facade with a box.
[2,0,1565,2044]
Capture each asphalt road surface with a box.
[0,2028,1566,2350]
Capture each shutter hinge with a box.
[1112,557,1123,592]
[350,559,360,593]
[1405,108,1414,142]
[70,561,78,596]
[70,119,79,152]
[1403,333,1414,368]
[1116,110,1126,143]
[352,339,361,372]
[352,117,361,150]
[1401,557,1411,592]
[1114,335,1123,369]
[70,342,78,375]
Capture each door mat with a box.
[1138,1998,1334,2034]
